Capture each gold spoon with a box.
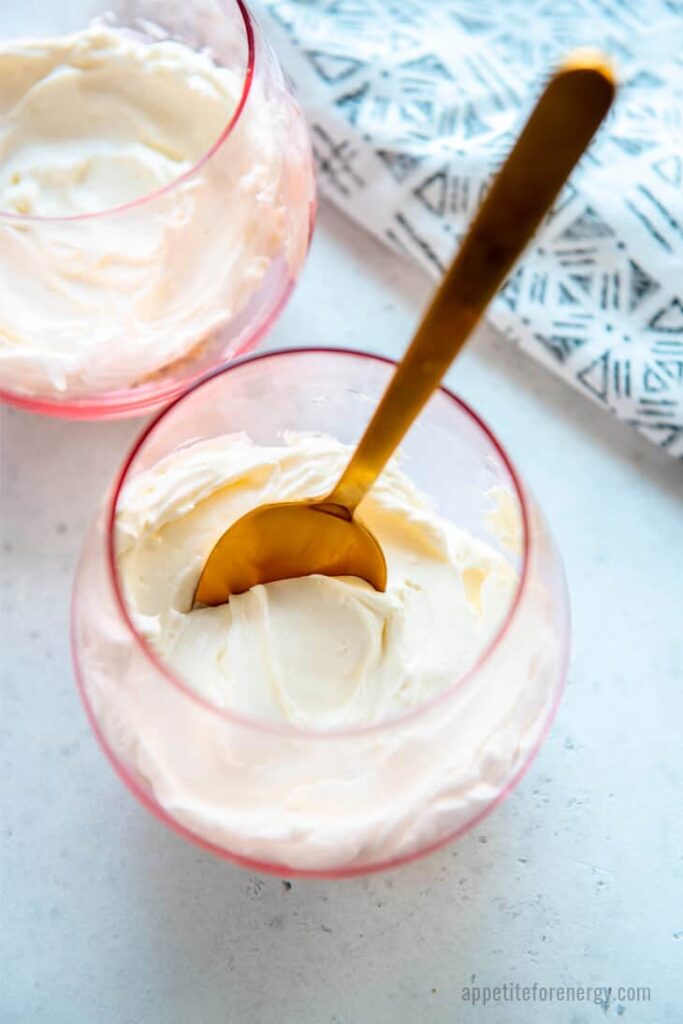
[195,52,615,606]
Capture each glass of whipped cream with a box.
[72,349,570,877]
[0,0,315,417]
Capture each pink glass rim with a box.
[101,345,534,741]
[0,0,255,226]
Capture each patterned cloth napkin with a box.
[254,0,683,457]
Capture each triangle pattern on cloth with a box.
[577,350,610,404]
[307,50,365,83]
[560,206,615,241]
[653,155,682,188]
[649,297,683,333]
[414,167,448,217]
[629,259,659,311]
[377,148,424,183]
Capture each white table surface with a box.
[2,202,682,1024]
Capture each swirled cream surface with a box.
[116,434,518,729]
[0,25,291,395]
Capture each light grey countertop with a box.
[2,203,682,1023]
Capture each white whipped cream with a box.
[116,434,518,729]
[80,433,560,871]
[0,25,297,395]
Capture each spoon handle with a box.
[328,52,615,514]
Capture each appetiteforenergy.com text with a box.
[461,982,651,1008]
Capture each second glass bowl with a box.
[72,348,570,878]
[0,0,315,418]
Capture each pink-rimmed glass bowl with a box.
[0,0,315,419]
[71,348,570,877]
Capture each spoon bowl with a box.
[195,499,386,606]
